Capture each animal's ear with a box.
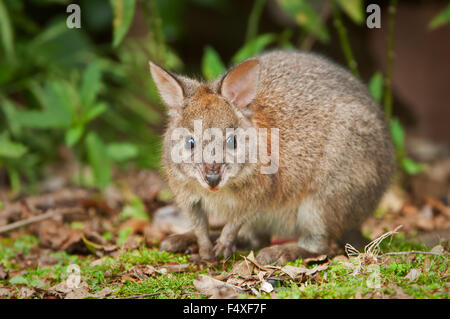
[149,61,184,109]
[220,58,260,110]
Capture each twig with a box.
[332,0,360,78]
[0,207,83,234]
[122,292,161,299]
[245,0,267,43]
[383,251,449,257]
[383,0,398,124]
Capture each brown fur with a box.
[150,50,395,263]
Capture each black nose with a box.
[205,173,221,188]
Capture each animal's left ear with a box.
[220,58,260,110]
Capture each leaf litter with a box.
[0,169,449,299]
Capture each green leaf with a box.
[0,134,27,158]
[85,132,111,189]
[277,0,329,43]
[65,125,84,147]
[368,72,384,103]
[106,142,139,162]
[429,4,450,29]
[110,0,136,47]
[389,118,404,152]
[336,0,364,25]
[9,275,28,285]
[0,0,15,60]
[117,227,132,245]
[202,46,226,81]
[80,61,103,108]
[401,157,426,175]
[120,195,149,221]
[231,33,277,64]
[12,81,74,129]
[83,102,107,123]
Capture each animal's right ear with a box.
[149,62,184,109]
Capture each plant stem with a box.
[300,1,332,51]
[142,0,166,65]
[332,0,360,78]
[383,0,398,124]
[245,0,267,43]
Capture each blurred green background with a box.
[0,0,449,194]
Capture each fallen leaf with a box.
[231,260,254,276]
[194,274,242,299]
[65,287,94,299]
[281,265,308,279]
[0,263,9,280]
[430,244,444,254]
[405,268,421,281]
[18,287,35,299]
[305,263,329,276]
[160,263,190,273]
[260,281,274,293]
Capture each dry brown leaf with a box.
[0,264,9,280]
[281,265,308,279]
[305,263,329,276]
[160,263,190,273]
[194,274,242,299]
[405,268,422,281]
[231,259,254,276]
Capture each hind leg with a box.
[256,196,330,265]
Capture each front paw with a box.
[213,240,236,259]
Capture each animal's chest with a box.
[199,192,245,218]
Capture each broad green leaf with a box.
[368,72,384,103]
[202,46,226,81]
[429,4,450,29]
[83,102,108,123]
[389,118,404,152]
[65,125,84,147]
[0,134,27,158]
[336,0,364,25]
[85,132,111,189]
[12,80,74,129]
[401,157,426,175]
[106,142,139,162]
[231,33,277,64]
[9,275,28,285]
[80,61,102,108]
[0,0,14,60]
[111,0,136,47]
[277,0,329,43]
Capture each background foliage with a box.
[0,0,448,193]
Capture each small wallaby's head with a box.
[149,58,261,191]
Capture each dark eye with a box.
[226,135,237,149]
[185,137,195,150]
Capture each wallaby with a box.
[149,50,395,264]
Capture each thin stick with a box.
[245,0,267,43]
[0,207,83,234]
[332,0,360,78]
[383,251,449,257]
[383,0,398,124]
